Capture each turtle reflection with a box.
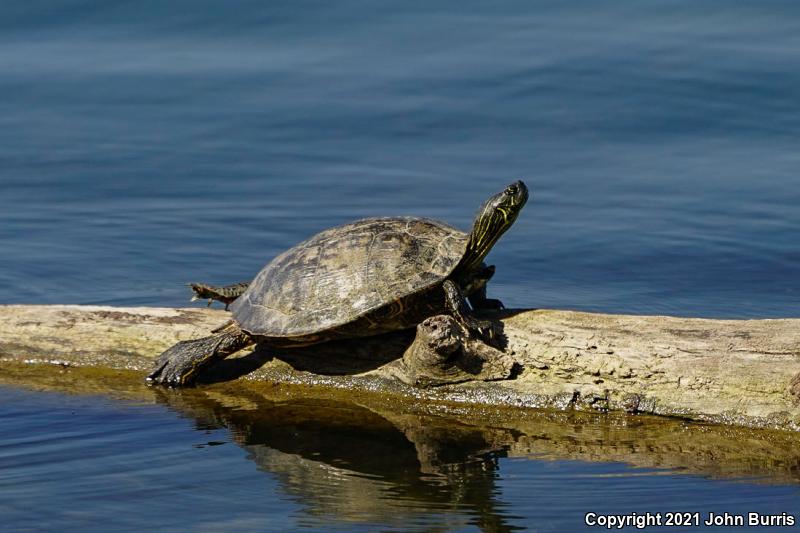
[153,388,523,532]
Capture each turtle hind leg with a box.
[147,327,253,387]
[189,282,250,310]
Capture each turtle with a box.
[147,180,529,386]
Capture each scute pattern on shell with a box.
[231,217,468,337]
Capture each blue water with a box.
[2,387,799,533]
[2,1,799,317]
[1,1,799,531]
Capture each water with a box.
[2,385,799,532]
[1,1,799,531]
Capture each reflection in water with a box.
[149,382,800,531]
[153,387,521,531]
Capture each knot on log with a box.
[399,315,518,387]
[790,372,800,404]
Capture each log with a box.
[1,304,799,431]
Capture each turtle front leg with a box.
[147,326,254,387]
[443,279,500,345]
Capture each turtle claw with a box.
[146,339,206,387]
[469,318,503,349]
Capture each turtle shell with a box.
[230,217,468,338]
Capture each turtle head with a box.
[479,180,529,227]
[457,180,529,275]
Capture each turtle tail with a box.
[189,282,250,310]
[146,325,253,386]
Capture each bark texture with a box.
[1,304,799,430]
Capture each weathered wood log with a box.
[1,304,799,430]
